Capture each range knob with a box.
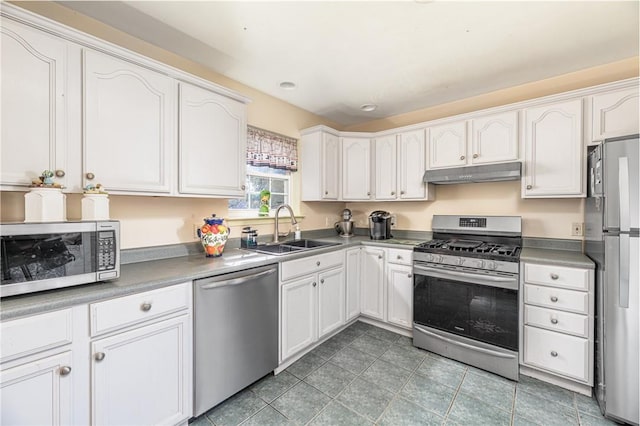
[456,258,464,266]
[425,254,433,262]
[486,261,498,270]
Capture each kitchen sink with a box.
[247,239,340,256]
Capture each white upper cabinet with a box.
[341,137,372,200]
[523,99,585,198]
[428,120,468,169]
[178,82,247,197]
[83,50,176,194]
[591,87,640,142]
[374,135,398,200]
[301,127,340,201]
[470,111,519,165]
[0,18,81,192]
[398,129,433,200]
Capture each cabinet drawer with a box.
[524,326,589,382]
[524,263,589,291]
[90,282,190,336]
[524,305,588,337]
[1,309,73,363]
[387,248,412,266]
[281,250,343,282]
[524,284,588,314]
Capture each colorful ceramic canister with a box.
[197,214,230,257]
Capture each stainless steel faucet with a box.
[274,204,298,243]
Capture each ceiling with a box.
[58,1,639,126]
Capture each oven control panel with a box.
[459,217,486,228]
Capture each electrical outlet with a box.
[571,222,584,236]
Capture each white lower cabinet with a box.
[520,261,594,394]
[280,252,346,362]
[360,247,386,321]
[91,314,191,426]
[1,351,73,425]
[386,249,413,329]
[345,247,362,321]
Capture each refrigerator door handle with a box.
[619,234,630,308]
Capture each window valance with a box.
[246,126,298,171]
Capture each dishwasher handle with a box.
[198,267,277,290]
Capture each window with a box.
[228,165,290,212]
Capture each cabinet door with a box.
[84,50,175,194]
[322,132,340,200]
[91,314,191,426]
[179,82,246,197]
[281,276,316,360]
[387,263,413,329]
[374,135,398,200]
[1,351,73,425]
[398,129,429,199]
[523,99,584,197]
[428,121,468,169]
[342,137,371,200]
[345,248,361,321]
[360,247,385,320]
[1,19,74,190]
[591,87,640,141]
[318,267,346,339]
[470,111,519,165]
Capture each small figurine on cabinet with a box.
[83,183,108,194]
[258,189,270,217]
[30,170,62,188]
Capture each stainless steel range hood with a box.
[422,162,521,184]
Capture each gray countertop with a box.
[520,247,594,269]
[1,236,420,321]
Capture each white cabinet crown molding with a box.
[1,3,251,105]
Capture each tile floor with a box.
[190,321,616,426]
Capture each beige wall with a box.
[2,2,638,248]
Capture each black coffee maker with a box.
[368,210,392,240]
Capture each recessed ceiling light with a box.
[360,104,377,112]
[279,81,297,90]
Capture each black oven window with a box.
[414,274,518,351]
[1,232,94,284]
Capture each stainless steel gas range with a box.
[412,215,522,381]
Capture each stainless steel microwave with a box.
[1,221,120,297]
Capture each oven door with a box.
[413,263,519,351]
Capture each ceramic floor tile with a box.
[447,393,511,426]
[514,388,579,426]
[285,352,326,379]
[271,381,331,425]
[250,371,300,403]
[360,359,412,393]
[380,344,427,372]
[349,333,392,357]
[394,335,414,347]
[578,412,619,426]
[330,346,377,375]
[307,401,373,426]
[400,374,457,416]
[458,369,515,412]
[365,326,401,343]
[575,392,603,418]
[516,374,575,408]
[189,414,214,426]
[337,377,395,423]
[416,353,467,389]
[205,389,266,426]
[240,405,293,426]
[348,321,375,334]
[378,396,445,426]
[312,336,347,360]
[303,361,356,397]
[512,414,541,426]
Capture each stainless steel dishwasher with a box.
[193,264,279,417]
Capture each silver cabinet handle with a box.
[140,302,152,312]
[241,184,246,190]
[312,282,317,287]
[391,191,395,195]
[59,366,72,376]
[550,351,558,357]
[397,255,402,260]
[316,261,320,266]
[367,192,371,196]
[460,155,465,160]
[526,184,532,190]
[472,154,479,159]
[550,318,558,324]
[94,352,106,361]
[320,279,325,284]
[407,273,412,278]
[550,296,558,302]
[550,273,559,280]
[378,255,382,259]
[55,169,65,178]
[400,190,405,195]
[86,172,95,180]
[324,191,328,195]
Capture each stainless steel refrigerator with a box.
[586,134,639,425]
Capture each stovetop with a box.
[415,238,521,260]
